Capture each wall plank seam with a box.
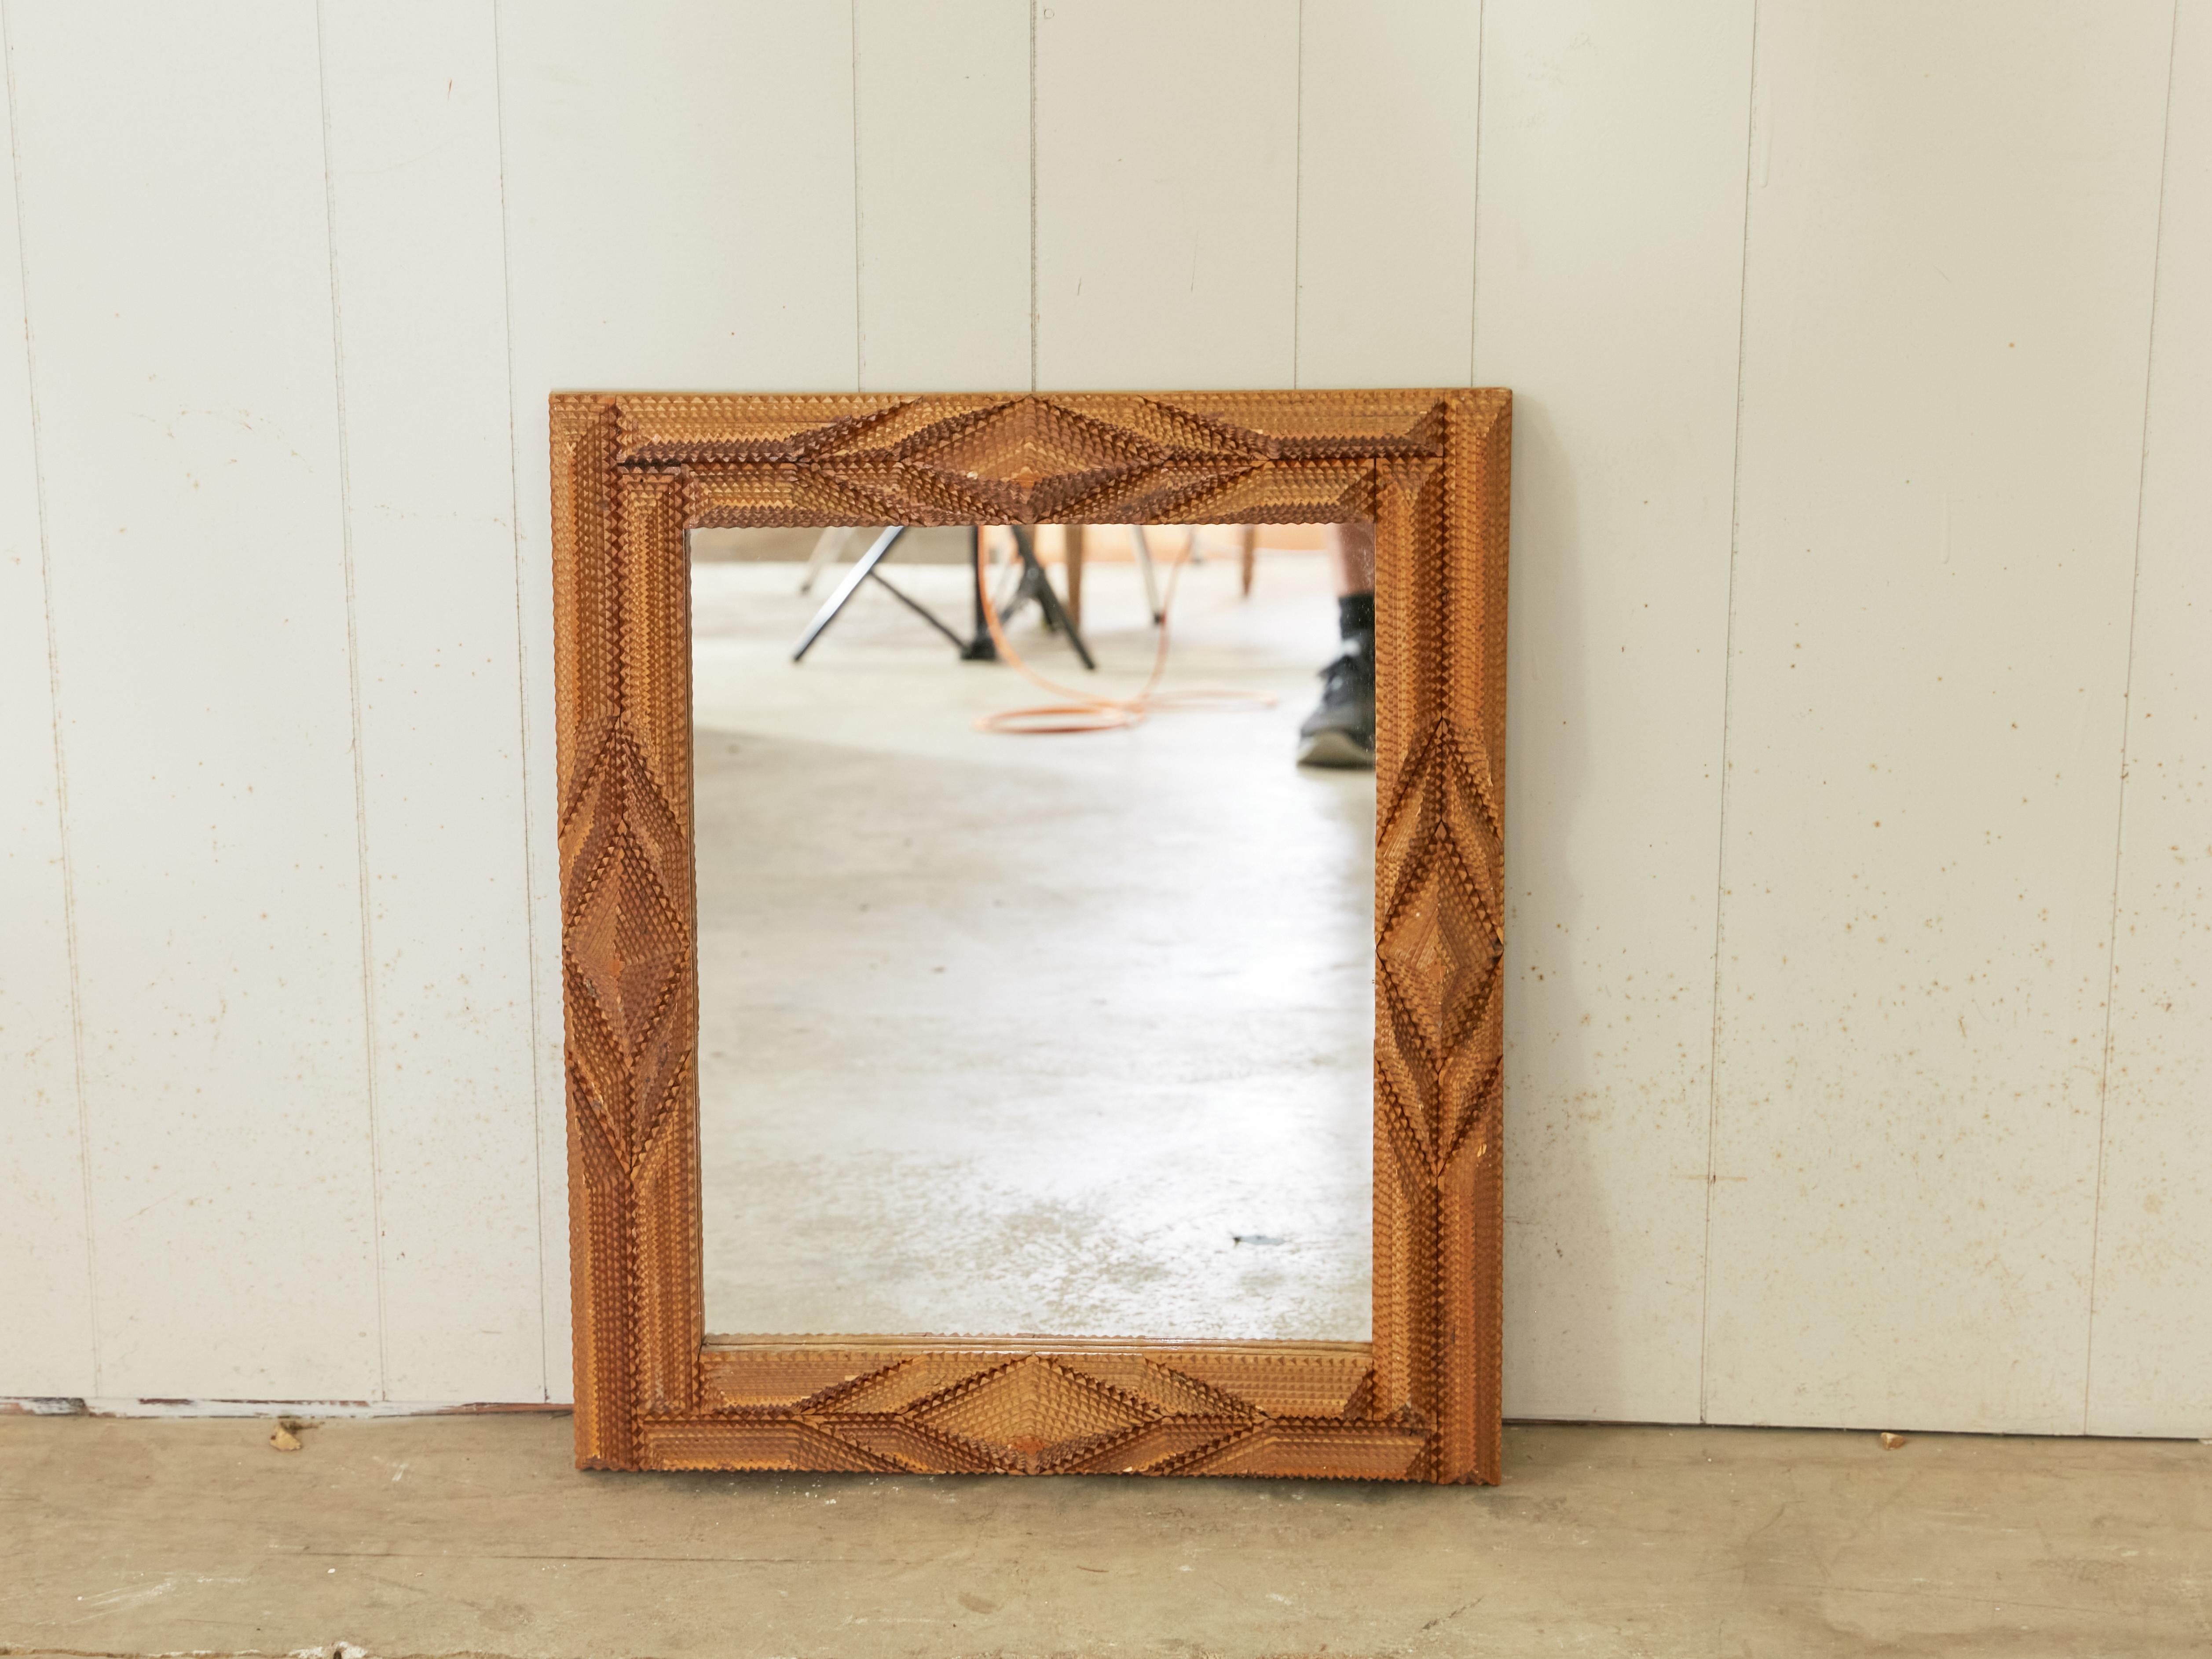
[1461,0,1484,389]
[311,0,391,1404]
[0,0,97,1397]
[848,0,865,388]
[1291,0,1304,388]
[1027,0,1039,392]
[1698,0,1763,1428]
[487,0,554,1404]
[2082,0,2186,1436]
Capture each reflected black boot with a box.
[1297,597,1375,769]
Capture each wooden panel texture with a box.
[553,389,1509,1480]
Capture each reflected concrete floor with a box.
[691,553,1374,1340]
[5,1413,2208,1658]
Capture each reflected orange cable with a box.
[972,530,1277,735]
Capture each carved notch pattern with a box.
[552,389,1510,1483]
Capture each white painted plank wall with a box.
[1474,0,1751,1425]
[1707,2,2175,1434]
[2091,0,2212,1439]
[1035,0,1299,390]
[495,0,864,1400]
[6,1,380,1399]
[1295,0,1480,388]
[854,0,1031,393]
[497,0,859,400]
[0,0,2204,1432]
[320,0,545,1403]
[0,22,92,1398]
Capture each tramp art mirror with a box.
[552,388,1510,1483]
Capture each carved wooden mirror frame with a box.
[552,388,1509,1483]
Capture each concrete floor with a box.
[691,553,1374,1340]
[4,1412,2207,1657]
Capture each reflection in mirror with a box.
[690,523,1374,1340]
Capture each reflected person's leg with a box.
[1296,520,1377,769]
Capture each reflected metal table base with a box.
[791,525,1095,670]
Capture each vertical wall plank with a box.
[497,0,859,397]
[0,29,93,1399]
[1035,0,1299,390]
[1473,1,1752,1424]
[853,0,1030,392]
[321,0,544,1403]
[1295,0,1480,388]
[2091,0,2210,1439]
[7,2,380,1399]
[498,0,861,1396]
[1707,3,2172,1433]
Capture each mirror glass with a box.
[689,523,1374,1340]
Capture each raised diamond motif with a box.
[1377,846,1497,1060]
[569,829,685,1059]
[919,1358,1150,1467]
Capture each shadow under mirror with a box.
[690,522,1374,1342]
